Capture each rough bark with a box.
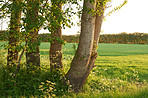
[66,0,96,91]
[7,0,22,70]
[26,0,40,69]
[50,1,63,71]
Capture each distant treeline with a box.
[40,32,148,44]
[0,31,148,44]
[99,32,148,44]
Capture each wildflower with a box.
[14,84,17,86]
[66,80,70,85]
[39,88,44,91]
[112,85,116,88]
[51,82,56,85]
[49,87,53,90]
[52,94,56,97]
[46,80,51,83]
[9,73,13,76]
[41,82,45,85]
[54,89,57,91]
[69,85,72,87]
[39,85,43,88]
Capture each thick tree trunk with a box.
[50,1,63,71]
[26,0,40,69]
[7,0,22,70]
[66,0,96,91]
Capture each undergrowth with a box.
[0,50,71,97]
[0,64,72,97]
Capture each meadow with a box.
[0,42,148,97]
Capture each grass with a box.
[0,42,148,97]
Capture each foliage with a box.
[0,0,81,53]
[0,48,71,97]
[0,64,71,97]
[99,32,148,44]
[0,30,8,41]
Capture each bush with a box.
[0,65,71,97]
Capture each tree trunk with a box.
[66,0,96,91]
[50,1,63,71]
[26,0,40,69]
[86,1,105,82]
[7,0,22,70]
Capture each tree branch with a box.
[104,0,127,18]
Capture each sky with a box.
[101,0,148,34]
[1,0,148,35]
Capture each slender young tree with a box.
[49,0,63,71]
[26,0,40,69]
[7,0,22,70]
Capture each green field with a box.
[0,42,148,97]
[39,43,148,55]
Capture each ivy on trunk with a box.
[49,0,63,71]
[26,0,40,69]
[7,0,22,71]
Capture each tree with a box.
[65,0,127,91]
[65,0,97,91]
[49,0,63,71]
[7,0,22,71]
[26,0,40,69]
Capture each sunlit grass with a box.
[61,43,148,97]
[94,55,148,82]
[0,42,148,97]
